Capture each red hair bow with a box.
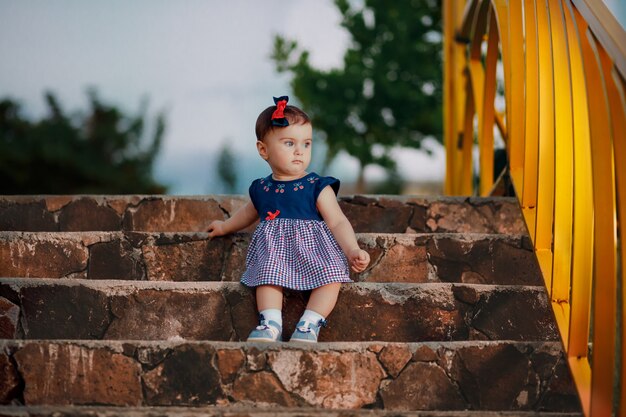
[271,96,289,127]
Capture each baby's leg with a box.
[290,283,341,343]
[247,285,283,342]
[256,284,283,310]
[306,282,341,317]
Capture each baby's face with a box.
[257,122,313,181]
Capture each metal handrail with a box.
[443,1,626,415]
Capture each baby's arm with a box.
[316,186,370,272]
[207,201,258,237]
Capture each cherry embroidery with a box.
[265,210,280,220]
[293,182,304,191]
[263,181,273,192]
[275,184,285,193]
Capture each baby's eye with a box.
[304,142,312,148]
[284,141,294,147]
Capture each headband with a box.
[271,96,289,127]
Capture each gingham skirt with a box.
[241,218,352,290]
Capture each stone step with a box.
[0,279,558,342]
[0,195,526,234]
[0,232,542,285]
[0,407,584,417]
[0,340,580,412]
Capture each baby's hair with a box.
[255,104,310,141]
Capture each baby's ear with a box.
[256,141,268,160]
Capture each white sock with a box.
[300,309,325,325]
[259,309,282,327]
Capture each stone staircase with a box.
[0,195,582,416]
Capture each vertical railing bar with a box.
[596,59,626,415]
[522,0,540,242]
[507,0,526,193]
[491,0,511,151]
[444,0,458,195]
[575,13,619,414]
[479,6,498,196]
[611,66,626,417]
[534,0,556,291]
[560,0,594,366]
[459,0,481,41]
[548,0,574,345]
[461,71,476,195]
[445,0,469,195]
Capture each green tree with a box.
[272,0,442,192]
[0,90,167,194]
[216,142,237,193]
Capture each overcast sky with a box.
[2,1,623,195]
[0,0,449,194]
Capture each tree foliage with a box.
[216,142,237,193]
[0,90,167,194]
[272,0,442,191]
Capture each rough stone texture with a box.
[381,361,466,410]
[44,196,74,212]
[216,349,245,384]
[360,237,429,283]
[0,297,19,338]
[0,352,20,404]
[427,199,526,235]
[0,407,586,416]
[0,193,582,414]
[470,288,557,341]
[0,340,581,412]
[58,199,121,231]
[106,289,233,341]
[327,284,469,342]
[268,349,385,408]
[0,232,540,286]
[223,286,259,341]
[245,347,267,372]
[13,343,142,406]
[0,196,526,234]
[142,238,226,282]
[16,283,111,339]
[231,372,296,407]
[427,235,542,285]
[379,344,413,378]
[123,199,225,232]
[135,345,170,368]
[339,196,414,233]
[1,280,558,342]
[471,198,527,235]
[221,236,250,281]
[143,344,224,405]
[451,344,534,410]
[0,235,88,278]
[530,345,582,412]
[89,240,145,280]
[412,345,439,362]
[0,201,57,231]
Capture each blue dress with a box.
[241,172,352,290]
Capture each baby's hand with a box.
[348,248,370,273]
[207,220,226,237]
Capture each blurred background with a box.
[1,1,624,196]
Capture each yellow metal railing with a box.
[444,0,626,415]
